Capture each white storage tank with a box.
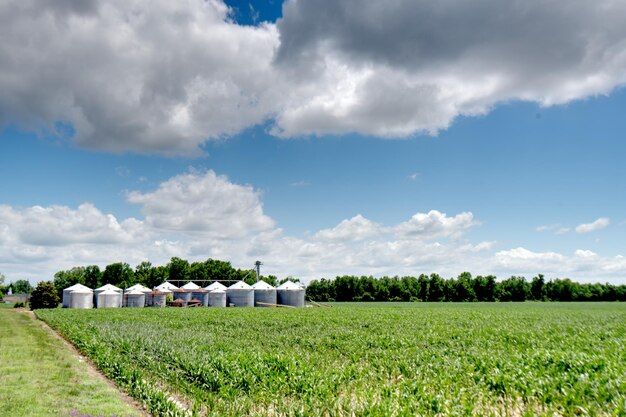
[208,289,227,307]
[277,281,306,307]
[124,289,146,308]
[191,290,209,307]
[126,284,152,293]
[145,291,167,307]
[226,281,254,307]
[172,289,192,305]
[63,284,92,308]
[252,280,277,307]
[181,282,201,290]
[70,287,94,309]
[96,289,121,308]
[204,282,227,291]
[155,282,178,293]
[94,284,122,308]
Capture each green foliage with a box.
[12,279,33,294]
[30,281,60,310]
[14,301,25,308]
[38,303,626,417]
[102,262,135,288]
[307,273,626,303]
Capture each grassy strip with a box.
[0,309,144,417]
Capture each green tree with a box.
[84,265,103,289]
[30,281,60,310]
[103,262,135,288]
[530,274,546,301]
[168,257,190,285]
[12,279,33,294]
[134,261,153,286]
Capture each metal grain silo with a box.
[204,282,227,291]
[226,281,254,307]
[124,289,145,308]
[191,290,209,307]
[145,291,167,307]
[172,289,192,306]
[181,282,201,290]
[277,281,306,307]
[94,284,122,308]
[208,289,227,307]
[155,282,178,293]
[70,287,94,309]
[252,280,277,307]
[63,284,91,308]
[96,289,121,308]
[126,284,152,293]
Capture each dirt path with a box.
[20,309,151,417]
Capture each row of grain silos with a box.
[62,280,305,309]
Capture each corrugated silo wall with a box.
[254,289,277,306]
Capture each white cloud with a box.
[126,170,274,238]
[2,1,626,152]
[1,170,625,285]
[393,210,476,239]
[575,217,611,234]
[314,214,381,242]
[536,224,571,235]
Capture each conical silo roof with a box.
[277,281,301,290]
[181,282,201,290]
[126,284,151,293]
[71,287,93,294]
[95,283,122,292]
[99,288,119,295]
[125,289,145,295]
[252,280,275,289]
[155,282,178,291]
[205,282,227,291]
[228,281,252,290]
[65,283,92,292]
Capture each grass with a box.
[0,309,143,417]
[37,302,626,417]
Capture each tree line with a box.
[306,273,626,302]
[50,257,288,298]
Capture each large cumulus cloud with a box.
[2,0,626,152]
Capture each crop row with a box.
[37,303,626,416]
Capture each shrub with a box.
[14,301,25,308]
[30,281,60,310]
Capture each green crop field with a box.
[37,303,626,417]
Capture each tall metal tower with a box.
[255,260,262,282]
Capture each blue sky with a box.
[1,0,625,284]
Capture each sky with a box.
[1,0,625,285]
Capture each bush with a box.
[30,281,60,310]
[14,301,25,308]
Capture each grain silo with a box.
[252,280,277,307]
[226,281,254,307]
[155,282,178,293]
[191,289,209,306]
[208,289,227,307]
[204,281,227,291]
[126,284,152,293]
[70,287,94,309]
[63,284,92,308]
[181,282,201,290]
[145,291,167,307]
[94,284,122,308]
[277,281,306,307]
[124,289,145,308]
[96,289,121,308]
[172,289,192,306]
